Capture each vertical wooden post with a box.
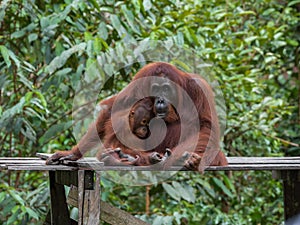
[78,170,85,225]
[86,171,101,225]
[283,170,300,220]
[77,170,101,225]
[274,170,300,221]
[48,171,71,225]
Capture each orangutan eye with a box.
[151,84,159,95]
[130,111,135,117]
[141,119,147,125]
[163,84,171,93]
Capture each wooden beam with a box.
[77,170,101,225]
[274,170,300,220]
[100,200,150,225]
[48,171,71,225]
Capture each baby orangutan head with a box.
[129,97,154,139]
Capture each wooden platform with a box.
[1,154,300,171]
[1,154,300,224]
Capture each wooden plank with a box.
[227,157,300,164]
[85,171,101,225]
[67,174,101,225]
[281,171,300,220]
[0,157,40,160]
[67,160,104,170]
[48,171,71,225]
[37,153,53,160]
[36,153,104,169]
[78,170,85,225]
[37,153,300,167]
[0,154,297,171]
[83,191,90,225]
[55,171,79,188]
[78,170,100,225]
[0,165,8,170]
[84,170,95,190]
[67,185,78,207]
[207,164,300,171]
[2,163,46,166]
[273,170,300,181]
[91,164,300,171]
[0,160,45,164]
[9,163,300,171]
[6,163,300,171]
[7,165,78,171]
[100,200,150,225]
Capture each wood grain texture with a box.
[1,154,300,171]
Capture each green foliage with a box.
[0,0,299,224]
[0,177,48,225]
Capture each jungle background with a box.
[0,0,299,224]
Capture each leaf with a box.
[264,55,277,64]
[94,37,102,53]
[7,210,19,225]
[172,181,196,203]
[162,182,181,201]
[175,31,184,46]
[39,121,73,144]
[32,91,47,108]
[110,14,128,38]
[212,177,234,198]
[28,33,38,42]
[0,74,7,89]
[21,119,37,141]
[46,43,86,74]
[243,77,255,83]
[0,192,5,202]
[84,31,93,42]
[9,190,25,206]
[22,61,36,72]
[162,216,174,225]
[288,0,300,7]
[98,22,108,40]
[238,10,256,16]
[287,39,299,47]
[143,0,152,11]
[25,207,39,220]
[0,0,10,22]
[245,36,258,43]
[222,174,236,194]
[86,40,93,57]
[0,97,25,122]
[153,216,163,225]
[104,63,114,76]
[0,45,11,67]
[18,73,33,89]
[197,179,216,198]
[11,22,36,39]
[121,5,141,35]
[262,8,275,16]
[24,107,45,121]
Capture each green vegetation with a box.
[0,0,299,224]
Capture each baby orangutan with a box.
[129,98,154,139]
[100,97,163,165]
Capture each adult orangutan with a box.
[108,62,228,171]
[46,62,228,172]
